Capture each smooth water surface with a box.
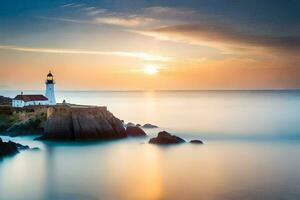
[1,90,300,200]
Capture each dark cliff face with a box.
[40,105,126,140]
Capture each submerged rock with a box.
[39,105,126,140]
[15,142,30,150]
[125,126,147,137]
[0,137,29,157]
[30,147,40,151]
[142,123,158,128]
[189,140,204,144]
[149,131,185,144]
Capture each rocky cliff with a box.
[0,106,47,135]
[39,104,126,140]
[1,99,144,140]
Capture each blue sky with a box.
[0,0,300,90]
[1,0,300,42]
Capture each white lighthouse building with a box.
[45,71,56,105]
[12,71,57,107]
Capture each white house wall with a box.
[12,100,25,107]
[24,101,48,106]
[12,100,48,107]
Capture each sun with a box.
[144,64,158,75]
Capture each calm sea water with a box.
[1,90,300,200]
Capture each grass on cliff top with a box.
[0,113,19,123]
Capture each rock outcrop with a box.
[39,105,126,140]
[0,106,47,134]
[6,112,46,136]
[0,96,12,105]
[0,106,18,132]
[0,137,29,157]
[0,96,159,142]
[125,126,147,137]
[189,140,204,144]
[149,131,186,144]
[142,123,158,128]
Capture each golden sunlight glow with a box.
[144,64,158,75]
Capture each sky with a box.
[0,0,300,90]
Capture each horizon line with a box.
[1,88,300,92]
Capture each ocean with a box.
[1,90,300,200]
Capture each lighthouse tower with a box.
[45,71,56,105]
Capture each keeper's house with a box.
[12,94,48,107]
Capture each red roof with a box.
[13,95,48,102]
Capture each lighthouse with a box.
[45,71,56,105]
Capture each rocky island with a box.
[0,100,147,140]
[149,131,186,144]
[0,96,202,145]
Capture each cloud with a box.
[81,6,97,11]
[143,6,197,19]
[93,15,153,27]
[86,9,107,16]
[44,4,300,52]
[40,8,154,27]
[45,5,203,28]
[0,45,172,62]
[137,24,300,52]
[56,3,156,27]
[39,15,154,27]
[61,3,76,8]
[37,16,92,24]
[61,3,85,8]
